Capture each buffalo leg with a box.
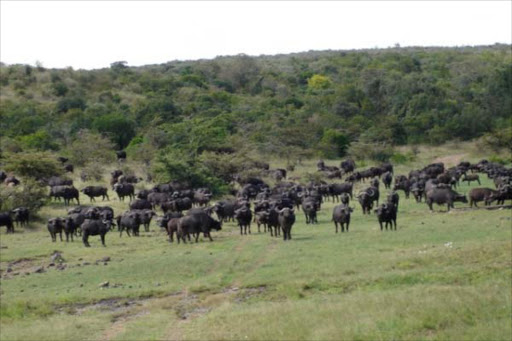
[101,234,106,247]
[334,222,338,233]
[83,233,90,247]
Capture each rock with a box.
[99,281,109,288]
[48,263,55,267]
[80,283,84,287]
[6,268,12,273]
[56,264,67,271]
[34,266,45,274]
[50,252,64,263]
[100,256,111,262]
[82,262,90,266]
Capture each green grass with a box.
[1,143,511,340]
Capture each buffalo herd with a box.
[1,156,511,248]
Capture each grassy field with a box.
[1,142,511,341]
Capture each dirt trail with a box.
[433,153,468,168]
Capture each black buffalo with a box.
[332,204,352,233]
[81,186,109,202]
[81,219,112,247]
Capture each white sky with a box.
[1,1,511,70]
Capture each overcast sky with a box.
[1,1,511,70]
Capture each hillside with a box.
[1,45,511,161]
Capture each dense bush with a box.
[0,45,510,158]
[0,178,48,213]
[4,152,62,180]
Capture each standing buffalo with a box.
[277,208,295,241]
[116,211,142,236]
[11,207,29,227]
[468,188,498,207]
[113,183,135,201]
[375,203,397,231]
[0,212,14,233]
[332,204,352,233]
[47,218,65,242]
[116,150,127,161]
[177,210,222,243]
[426,188,468,211]
[81,186,109,202]
[81,219,112,247]
[234,207,253,235]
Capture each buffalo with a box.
[113,183,135,202]
[81,186,109,202]
[11,207,29,227]
[277,208,295,241]
[0,212,14,233]
[81,219,112,247]
[332,204,352,233]
[426,188,468,211]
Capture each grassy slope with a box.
[0,142,511,341]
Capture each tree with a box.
[92,113,136,149]
[65,129,115,166]
[308,74,332,90]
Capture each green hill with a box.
[1,45,511,159]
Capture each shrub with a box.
[153,150,228,196]
[4,152,63,180]
[0,178,48,213]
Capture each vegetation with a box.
[0,142,510,340]
[1,45,511,161]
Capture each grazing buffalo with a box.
[277,208,295,241]
[113,183,135,201]
[132,209,156,232]
[67,213,86,237]
[116,150,127,161]
[212,200,236,222]
[64,164,74,173]
[116,211,142,237]
[426,188,468,211]
[468,188,498,207]
[4,176,20,186]
[332,204,352,233]
[0,212,14,233]
[57,157,69,164]
[50,186,80,206]
[81,186,109,202]
[340,159,356,174]
[394,179,411,199]
[357,192,373,215]
[489,184,512,205]
[177,211,222,243]
[147,192,171,209]
[81,219,112,247]
[166,218,181,242]
[462,174,481,186]
[329,182,353,202]
[11,207,29,227]
[129,199,153,210]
